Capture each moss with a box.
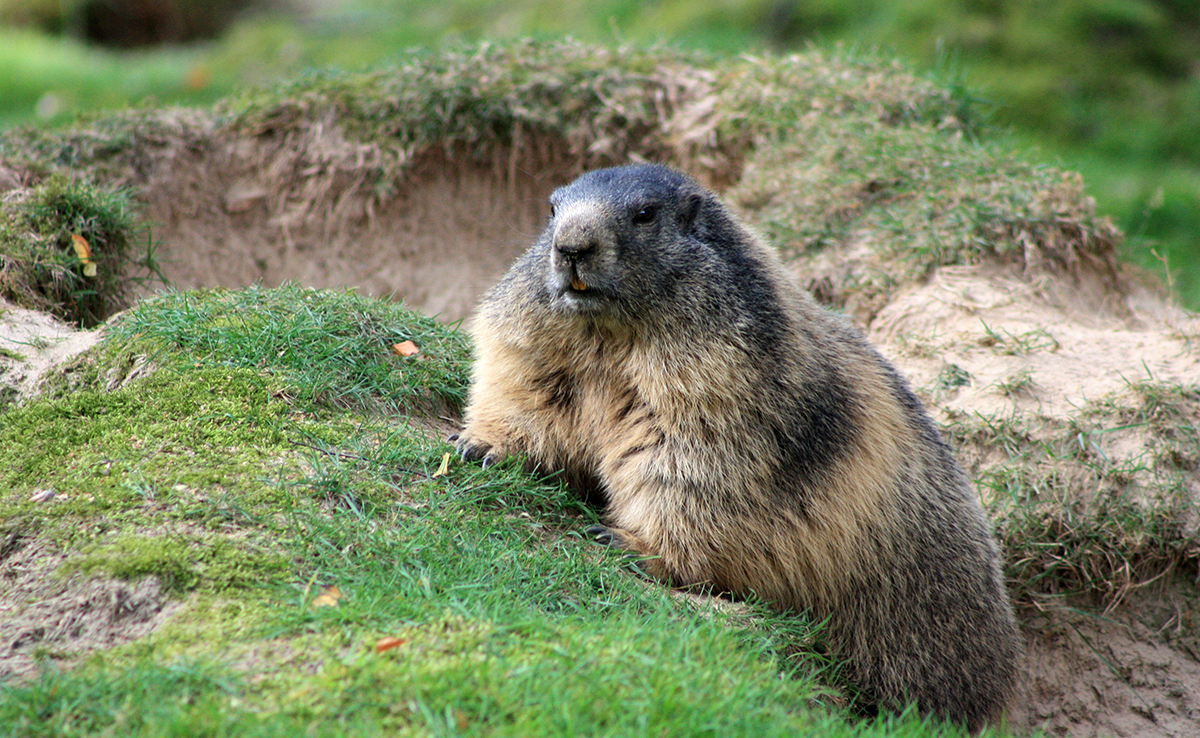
[105,285,472,415]
[63,531,289,594]
[0,283,474,625]
[0,358,333,586]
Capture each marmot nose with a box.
[553,215,602,260]
[554,238,596,259]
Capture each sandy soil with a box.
[869,265,1199,424]
[0,299,103,403]
[1016,588,1200,737]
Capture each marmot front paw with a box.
[447,431,503,467]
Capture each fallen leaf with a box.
[184,64,210,91]
[455,710,468,731]
[391,340,420,357]
[70,234,91,260]
[71,234,98,277]
[311,585,343,608]
[374,636,408,654]
[431,452,451,479]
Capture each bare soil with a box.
[1016,587,1200,738]
[0,531,180,681]
[136,132,577,321]
[2,147,1198,736]
[0,299,103,403]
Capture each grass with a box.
[0,40,1123,328]
[0,28,219,130]
[5,284,989,737]
[1,1,1196,308]
[0,175,164,327]
[1052,141,1200,307]
[105,285,471,414]
[0,26,1192,736]
[977,323,1061,356]
[2,279,1193,734]
[992,370,1035,399]
[947,378,1200,611]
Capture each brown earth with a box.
[0,531,180,681]
[139,140,577,321]
[3,136,1199,735]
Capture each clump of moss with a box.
[64,531,289,594]
[0,175,163,327]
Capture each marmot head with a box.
[537,164,736,320]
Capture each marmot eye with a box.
[632,205,658,225]
[549,203,556,218]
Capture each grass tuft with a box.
[949,381,1200,610]
[0,175,164,327]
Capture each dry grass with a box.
[948,380,1200,611]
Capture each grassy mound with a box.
[0,39,1125,322]
[1,284,917,738]
[0,176,162,327]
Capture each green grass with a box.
[105,285,471,414]
[4,284,987,736]
[0,28,223,130]
[2,1,1197,308]
[0,175,164,327]
[5,281,1189,735]
[977,323,1060,356]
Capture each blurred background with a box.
[1,0,1197,308]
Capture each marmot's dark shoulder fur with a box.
[454,163,1021,731]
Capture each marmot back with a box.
[454,163,1021,731]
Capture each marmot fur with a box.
[453,164,1020,731]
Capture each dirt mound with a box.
[870,265,1196,421]
[865,265,1200,737]
[1,41,1196,736]
[143,146,575,320]
[5,41,1114,323]
[0,531,180,681]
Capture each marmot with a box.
[453,164,1020,731]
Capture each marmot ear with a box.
[677,192,703,234]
